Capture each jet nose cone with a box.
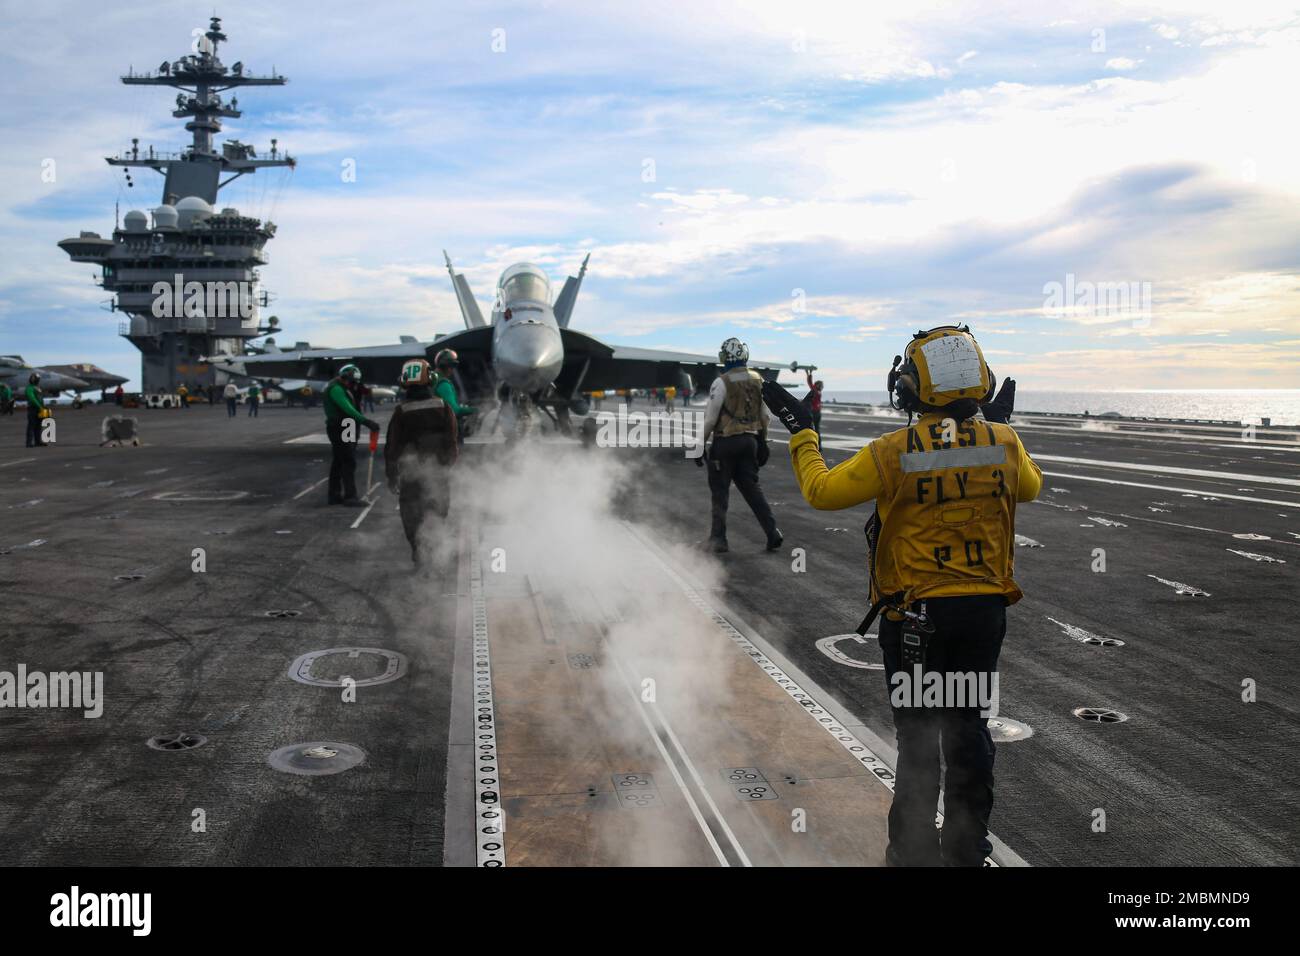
[497,322,564,392]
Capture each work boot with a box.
[765,529,784,552]
[885,843,944,867]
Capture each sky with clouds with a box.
[3,0,1298,391]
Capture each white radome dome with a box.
[152,205,179,230]
[175,196,214,228]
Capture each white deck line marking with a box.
[0,457,36,468]
[817,423,1300,454]
[349,495,379,529]
[293,477,327,500]
[470,559,506,867]
[1039,471,1300,508]
[1090,510,1300,549]
[1035,454,1300,487]
[605,650,731,867]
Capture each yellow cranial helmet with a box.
[889,325,994,412]
[400,359,431,387]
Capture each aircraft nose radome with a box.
[497,322,564,391]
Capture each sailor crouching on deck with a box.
[762,325,1042,867]
[386,359,459,566]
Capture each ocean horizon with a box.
[813,388,1300,426]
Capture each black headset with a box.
[887,324,995,415]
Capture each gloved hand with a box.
[761,381,813,435]
[364,418,380,432]
[694,443,709,467]
[981,379,1016,424]
[756,439,770,467]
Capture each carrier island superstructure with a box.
[59,17,293,393]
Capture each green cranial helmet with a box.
[338,364,362,383]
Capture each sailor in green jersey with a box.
[432,349,476,442]
[0,381,13,416]
[324,364,379,506]
[24,373,46,448]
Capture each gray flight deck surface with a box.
[0,401,1296,866]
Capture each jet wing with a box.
[553,340,788,395]
[207,340,435,385]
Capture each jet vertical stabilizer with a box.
[444,251,487,329]
[553,253,589,329]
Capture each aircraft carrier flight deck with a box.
[2,401,1295,868]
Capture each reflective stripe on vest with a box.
[401,398,446,412]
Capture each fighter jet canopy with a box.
[498,263,552,305]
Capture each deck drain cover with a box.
[268,741,366,776]
[115,573,146,581]
[987,717,1034,742]
[612,772,660,808]
[147,732,208,752]
[265,609,302,618]
[1072,707,1129,723]
[567,652,597,669]
[289,647,408,687]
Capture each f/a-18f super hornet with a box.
[41,363,129,398]
[0,356,91,396]
[206,254,788,434]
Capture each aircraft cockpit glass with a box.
[498,263,552,305]
[501,273,551,305]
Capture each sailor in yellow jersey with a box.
[762,325,1042,867]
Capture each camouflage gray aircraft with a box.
[42,363,129,397]
[0,356,92,396]
[204,255,787,433]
